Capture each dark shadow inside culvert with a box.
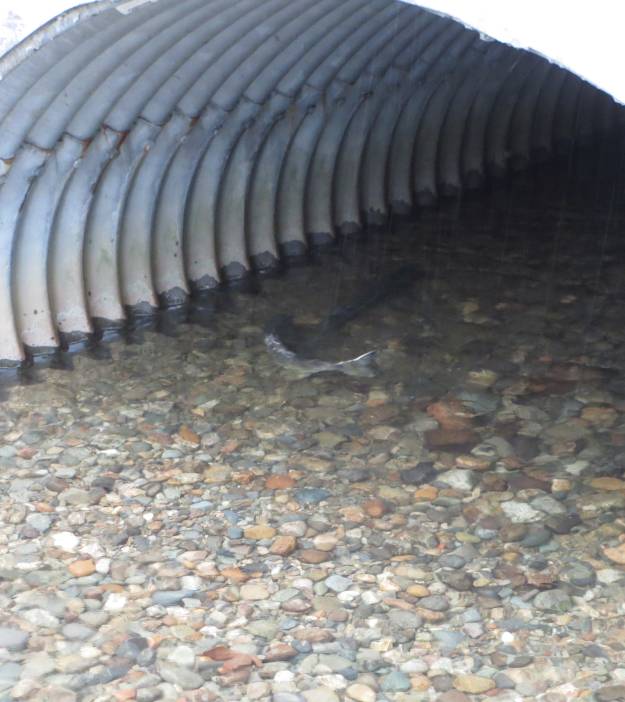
[0,0,623,370]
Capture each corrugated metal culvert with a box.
[0,0,619,366]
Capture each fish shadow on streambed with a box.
[263,264,423,379]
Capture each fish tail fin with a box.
[338,350,378,377]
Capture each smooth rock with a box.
[0,627,29,651]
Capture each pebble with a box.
[325,575,352,593]
[297,549,330,564]
[419,595,450,612]
[603,543,625,565]
[294,488,331,505]
[52,531,80,551]
[362,499,389,518]
[271,535,298,556]
[151,590,195,606]
[0,627,29,651]
[380,671,411,692]
[68,559,96,577]
[501,501,542,523]
[301,688,340,702]
[61,623,94,641]
[437,470,477,491]
[245,524,277,540]
[25,514,52,533]
[560,561,597,588]
[533,589,573,613]
[156,661,204,690]
[596,685,625,702]
[346,683,376,702]
[453,675,496,694]
[400,463,436,485]
[521,526,553,547]
[241,582,270,600]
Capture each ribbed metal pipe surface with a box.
[0,0,618,365]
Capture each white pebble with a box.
[361,591,381,605]
[95,558,111,574]
[316,674,347,690]
[103,593,127,612]
[337,590,360,602]
[501,631,515,644]
[52,531,80,551]
[180,576,202,591]
[79,645,101,659]
[168,645,196,667]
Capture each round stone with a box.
[453,675,496,694]
[240,582,270,600]
[346,683,376,702]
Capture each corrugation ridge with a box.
[13,136,84,349]
[74,0,239,136]
[553,74,584,154]
[305,3,405,91]
[311,32,482,238]
[210,0,343,110]
[334,71,405,234]
[246,93,317,269]
[0,3,172,157]
[388,28,480,212]
[216,94,293,281]
[244,0,367,104]
[176,1,306,116]
[460,54,521,189]
[32,0,210,146]
[507,60,554,171]
[117,114,191,313]
[0,147,47,363]
[412,44,487,206]
[275,1,388,96]
[86,120,160,325]
[366,22,473,217]
[575,82,602,144]
[141,0,289,123]
[152,107,226,305]
[49,129,122,339]
[0,6,118,123]
[0,1,113,78]
[485,53,540,175]
[530,66,568,162]
[437,43,508,197]
[335,5,423,82]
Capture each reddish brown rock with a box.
[427,399,475,431]
[68,559,96,577]
[177,425,200,444]
[265,474,296,490]
[270,535,297,556]
[363,498,391,518]
[296,549,330,564]
[264,643,297,662]
[425,428,477,449]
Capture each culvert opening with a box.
[0,0,623,370]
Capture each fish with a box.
[264,315,378,379]
[263,264,421,379]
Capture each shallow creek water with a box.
[1,154,625,701]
